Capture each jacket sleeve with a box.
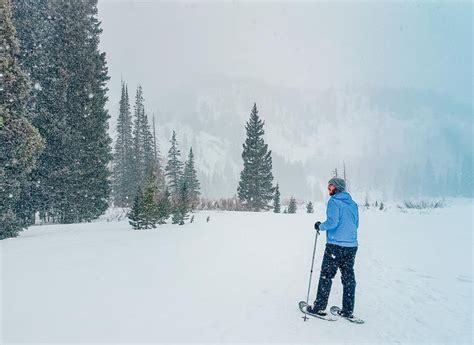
[319,198,340,231]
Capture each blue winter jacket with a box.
[319,192,359,247]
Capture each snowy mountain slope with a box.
[2,199,472,343]
[138,77,472,200]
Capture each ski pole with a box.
[303,229,320,321]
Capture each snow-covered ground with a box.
[1,200,473,344]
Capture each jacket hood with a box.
[331,191,354,204]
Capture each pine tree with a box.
[13,0,67,224]
[306,201,314,213]
[128,188,145,230]
[237,103,275,211]
[156,188,171,224]
[288,197,297,214]
[172,177,190,225]
[128,171,160,230]
[131,85,146,192]
[151,116,165,195]
[11,0,55,225]
[0,0,44,238]
[112,82,134,206]
[183,147,200,209]
[165,130,183,199]
[61,0,112,223]
[273,183,281,213]
[12,0,111,224]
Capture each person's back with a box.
[322,191,359,247]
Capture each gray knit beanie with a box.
[328,177,346,192]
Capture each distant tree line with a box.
[111,83,201,229]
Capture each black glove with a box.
[314,221,321,231]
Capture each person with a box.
[306,177,359,319]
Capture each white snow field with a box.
[2,200,472,344]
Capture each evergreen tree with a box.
[61,0,112,223]
[273,183,281,213]
[131,85,145,192]
[12,0,55,225]
[172,177,191,225]
[288,197,297,214]
[112,82,134,206]
[12,0,111,224]
[306,201,314,213]
[183,147,200,209]
[165,130,183,199]
[151,116,165,195]
[0,0,44,238]
[237,103,275,211]
[156,188,171,224]
[129,169,162,230]
[128,188,145,230]
[128,171,160,230]
[142,110,155,177]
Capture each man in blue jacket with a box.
[306,177,359,319]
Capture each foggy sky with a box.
[98,0,472,110]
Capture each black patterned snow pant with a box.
[313,243,358,316]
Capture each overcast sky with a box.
[98,0,472,107]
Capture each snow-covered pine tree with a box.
[128,188,149,230]
[60,0,112,223]
[306,201,314,213]
[130,85,155,196]
[273,183,281,213]
[131,85,145,193]
[12,0,112,224]
[156,188,171,224]
[237,103,275,211]
[112,82,134,206]
[288,197,297,214]
[151,116,165,195]
[165,130,184,200]
[128,188,145,230]
[128,170,160,230]
[0,0,44,238]
[183,147,200,210]
[142,113,155,175]
[172,177,191,225]
[12,0,62,225]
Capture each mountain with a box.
[116,75,472,200]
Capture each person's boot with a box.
[336,309,354,319]
[306,305,327,317]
